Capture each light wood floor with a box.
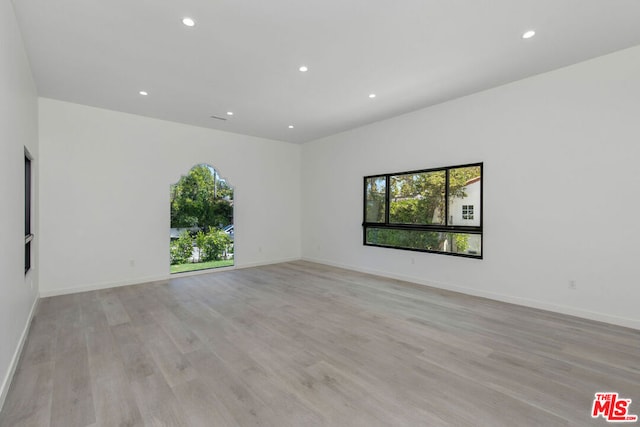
[1,261,638,426]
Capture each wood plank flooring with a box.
[1,261,638,426]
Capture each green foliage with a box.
[195,230,207,262]
[453,233,469,252]
[170,231,193,265]
[388,166,481,225]
[448,166,481,199]
[389,171,445,224]
[390,198,429,224]
[198,227,232,262]
[367,228,442,251]
[367,228,470,254]
[170,165,233,230]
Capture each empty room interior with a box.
[2,1,640,426]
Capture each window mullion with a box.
[444,169,450,226]
[384,175,390,225]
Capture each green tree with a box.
[453,233,469,252]
[170,231,193,265]
[170,165,233,230]
[200,227,232,261]
[195,230,207,262]
[389,166,480,225]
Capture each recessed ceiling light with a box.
[226,111,234,116]
[182,17,195,27]
[139,91,148,96]
[522,30,536,39]
[288,125,294,129]
[369,93,376,99]
[299,65,308,72]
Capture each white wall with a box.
[0,0,39,408]
[302,44,640,329]
[39,99,301,296]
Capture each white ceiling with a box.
[12,0,640,144]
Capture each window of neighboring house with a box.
[363,162,483,258]
[25,149,33,273]
[462,205,474,220]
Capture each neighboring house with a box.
[449,177,481,226]
[171,225,234,241]
[169,227,200,240]
[449,177,481,255]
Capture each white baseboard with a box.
[39,273,172,297]
[39,256,303,298]
[236,257,301,270]
[0,296,39,412]
[301,256,640,331]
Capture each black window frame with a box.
[25,148,33,274]
[363,162,483,259]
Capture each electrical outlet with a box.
[568,280,576,290]
[129,259,135,268]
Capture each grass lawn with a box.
[171,259,234,274]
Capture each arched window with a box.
[169,164,234,273]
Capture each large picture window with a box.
[363,163,482,258]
